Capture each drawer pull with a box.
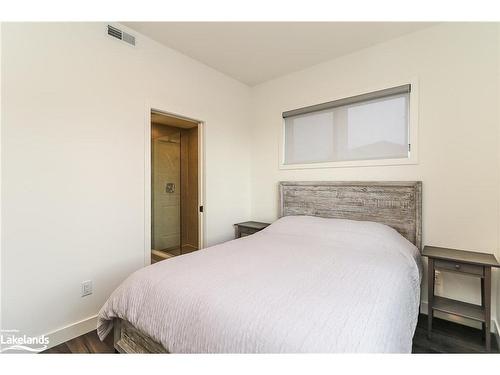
[434,259,483,276]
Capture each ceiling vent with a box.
[107,25,135,46]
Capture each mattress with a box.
[97,215,422,353]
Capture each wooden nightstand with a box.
[234,221,270,239]
[423,245,500,352]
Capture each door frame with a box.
[144,105,205,266]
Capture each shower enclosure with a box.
[151,112,199,262]
[152,129,181,255]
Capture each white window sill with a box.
[279,157,418,170]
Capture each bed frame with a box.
[113,319,167,353]
[112,180,422,353]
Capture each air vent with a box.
[122,32,135,46]
[107,25,122,39]
[107,25,136,46]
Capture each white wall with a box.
[250,23,500,329]
[1,23,252,341]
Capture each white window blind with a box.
[283,85,410,165]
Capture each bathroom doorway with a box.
[150,110,202,263]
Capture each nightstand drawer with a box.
[238,227,259,236]
[435,259,484,276]
[234,221,271,239]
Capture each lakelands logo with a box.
[0,329,49,353]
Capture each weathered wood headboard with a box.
[279,181,422,250]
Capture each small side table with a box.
[423,245,500,352]
[234,221,270,239]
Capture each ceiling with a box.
[124,22,436,86]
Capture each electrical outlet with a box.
[81,280,93,297]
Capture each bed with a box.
[97,181,423,353]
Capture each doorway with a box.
[150,110,201,263]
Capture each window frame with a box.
[279,79,419,170]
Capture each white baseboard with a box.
[44,315,97,350]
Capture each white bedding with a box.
[97,216,422,353]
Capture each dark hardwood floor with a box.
[412,314,498,353]
[42,314,499,353]
[42,329,114,354]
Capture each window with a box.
[283,84,412,166]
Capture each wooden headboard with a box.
[279,181,422,250]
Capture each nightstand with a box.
[423,245,500,352]
[234,221,270,239]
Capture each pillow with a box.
[262,215,422,280]
[264,215,401,241]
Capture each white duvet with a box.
[97,216,422,353]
